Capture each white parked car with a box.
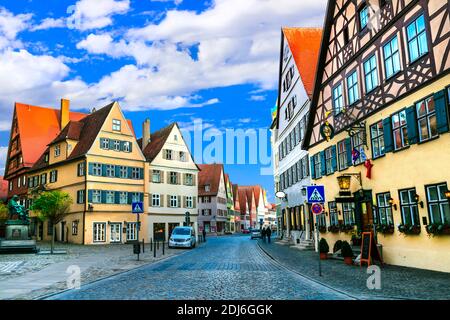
[168,226,196,249]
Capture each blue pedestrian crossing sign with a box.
[132,202,144,214]
[306,186,325,203]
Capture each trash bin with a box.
[133,243,141,254]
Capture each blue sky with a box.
[0,0,326,201]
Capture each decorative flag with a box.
[360,147,367,162]
[364,160,374,179]
[352,148,360,164]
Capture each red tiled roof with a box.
[239,186,256,212]
[15,103,87,167]
[30,102,116,171]
[282,27,322,98]
[0,176,8,201]
[238,188,248,214]
[232,184,240,210]
[198,163,224,196]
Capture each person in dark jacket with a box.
[261,227,266,242]
[266,226,272,243]
[202,228,206,242]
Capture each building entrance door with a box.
[354,190,374,232]
[60,222,65,242]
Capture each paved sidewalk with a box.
[0,242,186,300]
[258,238,450,300]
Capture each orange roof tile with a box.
[198,164,224,196]
[0,176,8,201]
[15,103,87,167]
[282,27,322,98]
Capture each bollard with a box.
[153,241,156,258]
[162,242,165,255]
[157,241,159,250]
[150,238,152,252]
[142,239,145,253]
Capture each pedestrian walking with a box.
[202,228,207,242]
[261,226,266,242]
[266,226,272,243]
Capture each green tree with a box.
[0,202,8,221]
[31,191,73,254]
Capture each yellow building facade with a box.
[27,102,148,245]
[303,0,450,272]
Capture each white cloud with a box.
[67,0,130,31]
[150,0,183,5]
[249,95,266,101]
[31,17,65,31]
[0,7,32,50]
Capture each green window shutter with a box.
[129,142,133,153]
[76,191,81,204]
[88,163,93,175]
[320,151,326,176]
[140,193,144,202]
[382,118,393,153]
[119,141,125,152]
[108,139,114,149]
[100,138,106,149]
[88,190,93,202]
[331,146,337,172]
[101,164,107,177]
[128,167,133,179]
[406,105,418,144]
[127,192,133,204]
[115,165,120,178]
[139,168,144,180]
[101,191,106,204]
[114,192,120,204]
[345,138,353,166]
[310,155,315,179]
[435,89,449,134]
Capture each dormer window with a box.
[205,184,211,192]
[179,151,186,162]
[54,145,60,157]
[174,134,178,141]
[44,153,49,162]
[164,149,173,160]
[112,119,121,131]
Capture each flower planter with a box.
[320,253,328,260]
[344,257,353,265]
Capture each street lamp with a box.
[276,191,287,200]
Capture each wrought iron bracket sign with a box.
[346,121,368,148]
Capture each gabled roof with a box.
[232,184,240,210]
[282,27,322,98]
[0,176,8,201]
[238,187,248,214]
[138,123,176,163]
[13,103,87,168]
[30,102,116,171]
[198,163,224,196]
[239,186,256,212]
[302,1,336,150]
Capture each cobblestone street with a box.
[48,235,352,300]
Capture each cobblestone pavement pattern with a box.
[49,236,352,300]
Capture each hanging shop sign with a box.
[320,121,335,142]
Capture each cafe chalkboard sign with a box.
[360,232,383,266]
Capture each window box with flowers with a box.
[398,224,421,235]
[339,224,355,233]
[318,225,327,233]
[426,223,450,236]
[328,225,340,233]
[376,224,395,234]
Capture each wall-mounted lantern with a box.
[388,197,397,211]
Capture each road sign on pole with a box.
[306,186,325,203]
[311,203,324,215]
[132,201,144,214]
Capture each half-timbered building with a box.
[303,0,450,272]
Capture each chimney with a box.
[60,98,70,130]
[142,118,151,150]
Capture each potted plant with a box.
[376,224,395,234]
[398,224,421,235]
[426,223,450,236]
[319,238,329,260]
[341,241,353,265]
[318,225,327,233]
[333,240,343,253]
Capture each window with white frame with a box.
[170,195,178,208]
[93,223,106,242]
[342,202,355,226]
[392,109,409,150]
[49,170,58,183]
[383,36,401,79]
[77,162,85,176]
[205,184,210,192]
[333,83,344,114]
[101,138,109,149]
[313,154,322,179]
[92,163,102,176]
[416,95,438,142]
[119,192,127,204]
[126,223,137,241]
[77,190,85,204]
[370,121,385,159]
[426,183,450,225]
[112,119,121,131]
[164,149,173,160]
[325,147,333,175]
[113,140,120,151]
[169,172,178,184]
[119,166,127,178]
[179,151,186,162]
[337,140,348,170]
[152,170,161,183]
[131,168,140,179]
[185,173,194,186]
[54,145,61,157]
[399,188,420,226]
[329,202,338,226]
[92,190,101,203]
[359,4,369,30]
[351,131,364,165]
[105,191,114,204]
[347,71,359,105]
[186,196,193,208]
[152,194,161,207]
[376,192,394,226]
[40,173,47,185]
[72,221,78,235]
[123,141,131,152]
[131,193,140,203]
[364,55,379,93]
[106,165,115,177]
[407,14,428,63]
